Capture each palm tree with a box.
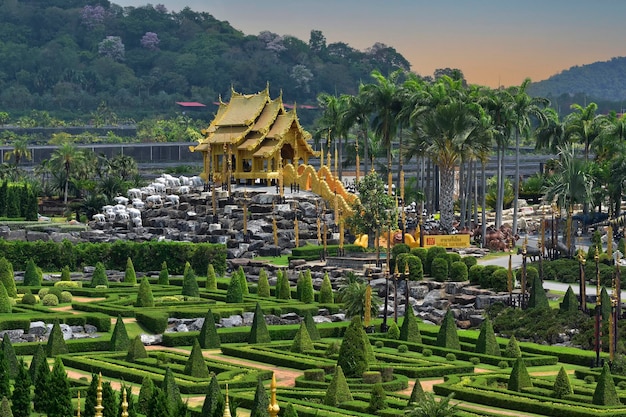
[361,69,404,194]
[341,86,371,176]
[510,79,548,234]
[51,142,82,206]
[535,107,565,153]
[4,137,31,178]
[315,93,347,178]
[564,102,607,161]
[406,392,457,417]
[337,273,381,319]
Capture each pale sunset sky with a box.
[117,0,626,88]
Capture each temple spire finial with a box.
[223,384,232,417]
[94,373,104,417]
[268,373,280,417]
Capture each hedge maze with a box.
[2,240,626,416]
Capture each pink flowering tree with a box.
[81,5,106,28]
[140,32,160,50]
[98,36,125,61]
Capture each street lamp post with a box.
[578,249,587,313]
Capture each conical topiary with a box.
[282,403,298,417]
[47,357,72,417]
[1,334,17,378]
[559,285,579,313]
[90,262,108,288]
[23,258,41,286]
[319,272,333,303]
[276,270,291,300]
[184,339,210,378]
[601,287,612,321]
[29,344,46,385]
[553,366,573,399]
[138,376,155,415]
[504,335,522,358]
[126,335,148,362]
[0,283,11,314]
[475,317,501,356]
[11,358,30,417]
[399,306,421,343]
[158,261,169,285]
[0,351,9,399]
[387,320,400,340]
[337,316,370,377]
[124,257,137,284]
[249,302,271,344]
[206,264,217,291]
[60,265,71,281]
[237,266,249,295]
[32,359,50,413]
[46,320,68,357]
[250,377,269,417]
[407,378,427,406]
[136,277,154,307]
[527,272,549,309]
[0,396,12,417]
[507,357,532,392]
[257,268,270,298]
[367,382,387,413]
[291,322,314,353]
[225,274,243,303]
[201,374,225,417]
[303,311,320,341]
[435,309,460,350]
[162,367,182,415]
[110,315,130,351]
[0,258,15,297]
[199,310,221,349]
[182,262,200,297]
[323,366,353,406]
[300,269,314,303]
[593,362,621,405]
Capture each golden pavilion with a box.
[190,85,318,184]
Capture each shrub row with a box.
[294,373,409,392]
[290,244,366,260]
[221,343,335,370]
[0,239,227,275]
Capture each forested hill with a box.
[0,0,410,122]
[528,56,626,103]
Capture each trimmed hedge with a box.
[290,244,365,261]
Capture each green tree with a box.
[201,374,224,417]
[319,272,333,303]
[323,365,353,406]
[504,335,522,358]
[303,311,320,341]
[338,273,381,320]
[290,322,314,353]
[276,269,291,300]
[199,310,221,349]
[84,374,98,417]
[400,306,421,343]
[508,358,532,392]
[553,366,573,399]
[436,310,460,350]
[225,274,243,303]
[60,265,71,281]
[250,378,269,417]
[91,262,108,287]
[51,141,83,206]
[126,336,148,362]
[23,258,41,286]
[387,320,400,339]
[475,317,501,356]
[407,378,427,406]
[593,362,620,405]
[249,302,271,344]
[32,359,51,413]
[300,269,314,303]
[559,285,580,313]
[0,351,9,400]
[158,261,170,285]
[46,319,68,357]
[0,397,12,417]
[527,272,549,310]
[110,315,130,351]
[185,339,209,378]
[337,316,371,377]
[282,403,299,417]
[406,392,457,417]
[236,266,249,295]
[117,385,137,417]
[102,381,117,417]
[148,387,171,417]
[162,367,182,416]
[367,383,387,413]
[1,334,17,378]
[29,344,46,385]
[124,257,137,284]
[0,257,16,297]
[137,376,155,416]
[182,262,199,297]
[206,263,217,291]
[136,277,154,307]
[257,268,270,297]
[0,283,11,314]
[47,358,73,417]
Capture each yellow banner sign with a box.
[423,234,471,248]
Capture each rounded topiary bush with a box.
[449,261,468,282]
[479,265,500,289]
[422,349,432,357]
[362,371,382,384]
[431,257,449,282]
[38,288,49,298]
[21,291,37,305]
[445,252,462,268]
[375,341,384,348]
[410,247,428,266]
[304,369,325,381]
[462,256,478,269]
[42,293,59,306]
[498,361,509,369]
[446,353,456,361]
[398,344,408,353]
[426,246,447,275]
[584,375,595,384]
[469,264,484,285]
[60,291,72,303]
[470,357,480,365]
[525,266,539,289]
[491,268,509,292]
[54,281,81,289]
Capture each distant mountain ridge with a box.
[528,56,626,102]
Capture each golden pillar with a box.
[77,390,81,417]
[355,140,360,183]
[94,373,103,417]
[268,373,280,417]
[388,171,393,196]
[121,389,128,417]
[223,385,232,417]
[364,275,372,327]
[607,225,614,260]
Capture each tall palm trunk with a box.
[362,127,369,174]
[440,167,455,233]
[64,163,70,206]
[512,130,520,234]
[496,145,504,228]
[481,161,487,247]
